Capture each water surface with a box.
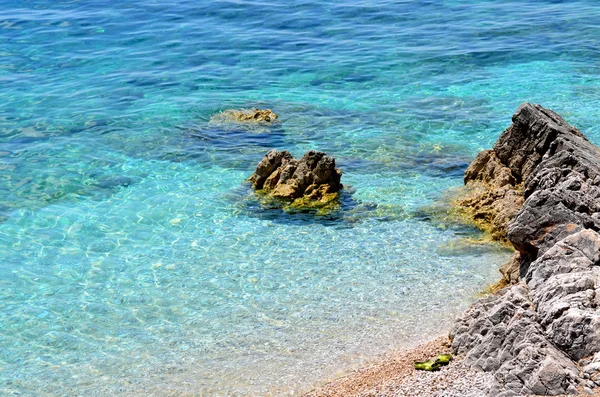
[1,0,599,395]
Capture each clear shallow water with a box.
[1,0,600,395]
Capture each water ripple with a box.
[1,0,599,395]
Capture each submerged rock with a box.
[211,108,278,124]
[248,149,342,212]
[451,103,600,396]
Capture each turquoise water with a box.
[2,1,600,395]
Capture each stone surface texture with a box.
[249,149,342,210]
[451,103,600,396]
[455,148,524,243]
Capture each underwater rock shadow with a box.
[1,117,122,148]
[396,95,494,131]
[188,124,289,148]
[407,190,513,259]
[410,188,479,235]
[225,182,386,228]
[0,165,138,225]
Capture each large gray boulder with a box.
[451,284,580,396]
[502,104,600,263]
[451,104,600,396]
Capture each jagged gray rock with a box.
[526,229,600,362]
[502,104,600,263]
[451,103,600,396]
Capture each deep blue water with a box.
[1,0,599,395]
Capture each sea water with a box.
[1,0,599,395]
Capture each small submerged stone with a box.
[248,149,343,213]
[95,175,132,189]
[211,108,278,124]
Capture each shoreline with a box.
[302,337,600,397]
[305,103,600,397]
[302,336,491,397]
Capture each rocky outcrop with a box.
[211,108,278,124]
[452,229,599,396]
[451,103,600,396]
[454,149,524,243]
[248,149,343,211]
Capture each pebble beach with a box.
[305,337,600,397]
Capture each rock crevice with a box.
[451,103,600,396]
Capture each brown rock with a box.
[454,183,524,243]
[248,149,292,189]
[464,149,516,187]
[248,149,343,211]
[272,181,300,200]
[454,147,524,244]
[498,253,521,284]
[263,168,282,191]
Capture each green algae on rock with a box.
[414,354,453,371]
[451,149,524,245]
[249,149,343,213]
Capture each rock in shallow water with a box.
[454,148,524,244]
[451,103,600,396]
[210,108,278,124]
[248,149,343,212]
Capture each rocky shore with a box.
[305,103,600,397]
[303,337,599,397]
[304,337,494,397]
[452,103,600,396]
